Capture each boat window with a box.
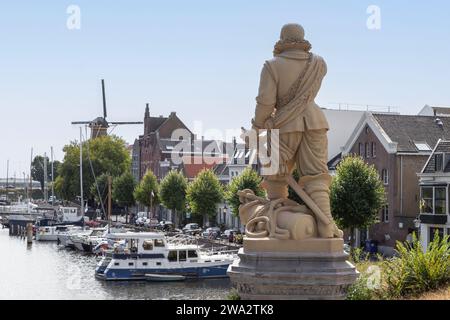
[168,251,177,262]
[154,239,165,247]
[156,262,161,266]
[142,240,153,251]
[188,250,198,258]
[114,262,119,266]
[179,250,187,262]
[142,262,148,266]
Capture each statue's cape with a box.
[272,54,326,129]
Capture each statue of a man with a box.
[251,23,341,238]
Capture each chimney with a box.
[145,103,150,118]
[435,118,444,129]
[233,136,237,164]
[170,112,176,118]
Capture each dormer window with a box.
[414,142,432,152]
[435,153,444,172]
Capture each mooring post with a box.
[26,223,33,244]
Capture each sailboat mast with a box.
[51,147,54,206]
[5,159,9,200]
[43,152,48,202]
[29,148,33,201]
[79,128,84,217]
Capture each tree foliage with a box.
[225,167,265,216]
[134,170,159,208]
[90,173,108,206]
[330,156,386,230]
[113,172,136,208]
[186,169,223,218]
[31,155,61,191]
[160,170,188,212]
[55,135,131,201]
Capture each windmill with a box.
[71,79,143,139]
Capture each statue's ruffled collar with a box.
[273,39,311,56]
[275,49,311,60]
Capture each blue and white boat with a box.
[95,232,236,281]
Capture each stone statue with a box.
[227,24,358,300]
[228,24,358,299]
[239,23,343,241]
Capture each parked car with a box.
[221,229,239,239]
[144,218,159,228]
[157,220,174,231]
[202,227,221,239]
[182,223,202,235]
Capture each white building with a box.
[417,139,450,250]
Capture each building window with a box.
[435,154,444,172]
[421,187,433,213]
[420,186,447,215]
[435,187,446,215]
[381,169,389,185]
[372,142,376,158]
[365,143,370,158]
[359,143,364,157]
[429,227,444,243]
[382,205,389,223]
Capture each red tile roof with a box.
[182,156,227,179]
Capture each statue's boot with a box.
[263,178,289,201]
[299,173,343,238]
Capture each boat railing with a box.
[201,247,239,256]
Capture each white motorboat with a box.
[70,230,93,251]
[36,225,80,241]
[56,226,84,247]
[95,232,236,281]
[71,228,106,252]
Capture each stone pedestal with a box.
[227,238,358,300]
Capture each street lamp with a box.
[222,205,227,225]
[413,217,421,239]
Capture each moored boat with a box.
[36,225,76,241]
[95,232,236,281]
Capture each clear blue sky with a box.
[1,0,450,177]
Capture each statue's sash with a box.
[272,54,326,130]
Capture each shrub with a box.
[227,289,241,300]
[348,233,450,300]
[384,233,450,298]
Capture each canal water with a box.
[0,228,231,300]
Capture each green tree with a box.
[90,173,109,209]
[225,167,265,216]
[330,156,386,246]
[134,170,159,217]
[55,135,131,202]
[186,169,223,225]
[31,156,61,192]
[160,170,188,227]
[113,172,136,223]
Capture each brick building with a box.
[341,113,450,254]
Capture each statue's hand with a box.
[264,118,274,130]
